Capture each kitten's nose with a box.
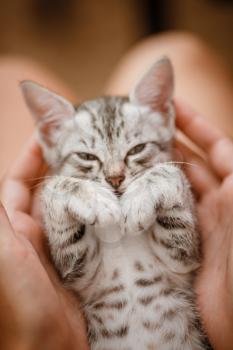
[106,174,125,189]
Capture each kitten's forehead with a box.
[73,96,167,144]
[70,97,126,147]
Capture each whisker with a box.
[26,175,76,191]
[28,182,46,191]
[25,175,55,183]
[163,161,199,168]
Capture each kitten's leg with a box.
[121,164,200,273]
[42,176,121,291]
[150,165,200,274]
[121,165,206,349]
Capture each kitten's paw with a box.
[120,183,156,235]
[67,194,96,225]
[67,181,121,227]
[93,187,123,242]
[95,188,121,226]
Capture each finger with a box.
[30,185,43,222]
[175,99,224,151]
[0,202,17,243]
[1,135,47,214]
[11,210,46,258]
[1,178,31,215]
[175,99,233,178]
[0,204,49,281]
[0,201,46,265]
[175,140,220,196]
[9,134,46,183]
[207,137,233,179]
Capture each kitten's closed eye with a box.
[127,143,146,157]
[76,152,99,161]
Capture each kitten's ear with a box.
[20,81,75,145]
[130,57,174,111]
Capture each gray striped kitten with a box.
[21,58,210,350]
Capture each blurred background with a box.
[0,0,232,99]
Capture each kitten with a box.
[21,57,211,350]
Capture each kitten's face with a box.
[20,57,175,194]
[55,97,174,193]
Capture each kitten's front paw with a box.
[94,187,121,226]
[67,181,121,227]
[92,186,125,243]
[120,181,157,235]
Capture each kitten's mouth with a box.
[114,189,123,197]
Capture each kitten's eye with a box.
[76,152,99,161]
[127,143,146,156]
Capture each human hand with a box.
[0,137,89,350]
[175,100,233,350]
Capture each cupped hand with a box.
[175,100,233,350]
[0,137,89,350]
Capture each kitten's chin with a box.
[114,189,123,198]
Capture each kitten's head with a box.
[21,57,175,194]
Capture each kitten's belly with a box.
[81,233,202,350]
